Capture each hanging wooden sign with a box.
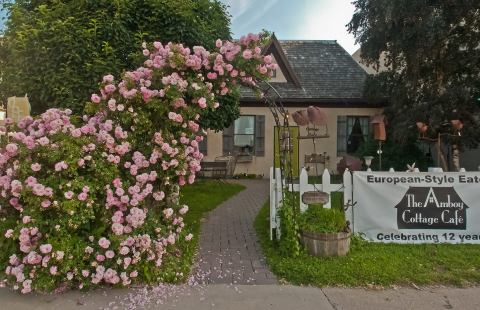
[302,191,329,205]
[304,153,329,164]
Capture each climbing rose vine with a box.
[0,33,276,293]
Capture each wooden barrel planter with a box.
[301,231,351,257]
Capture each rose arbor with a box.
[0,33,276,293]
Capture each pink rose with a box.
[103,74,114,83]
[41,200,51,208]
[104,84,116,93]
[207,72,217,80]
[198,97,207,109]
[55,251,65,260]
[111,223,124,235]
[119,246,130,255]
[96,254,105,262]
[108,99,117,111]
[105,250,115,259]
[179,205,189,215]
[98,237,110,249]
[64,191,74,200]
[77,192,88,201]
[91,94,101,103]
[40,244,52,254]
[5,229,14,238]
[242,49,252,59]
[71,128,82,138]
[31,163,41,172]
[153,191,165,201]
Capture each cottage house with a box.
[201,36,383,177]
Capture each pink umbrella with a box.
[307,106,327,125]
[291,110,309,126]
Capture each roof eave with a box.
[240,97,386,108]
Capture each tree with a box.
[0,0,238,130]
[348,0,480,170]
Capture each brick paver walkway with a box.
[196,179,277,285]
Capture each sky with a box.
[0,0,359,53]
[0,9,5,31]
[220,0,359,54]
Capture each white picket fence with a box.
[269,166,349,240]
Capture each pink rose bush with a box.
[0,32,276,293]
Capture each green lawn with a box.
[255,201,480,287]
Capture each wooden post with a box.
[322,168,332,209]
[343,169,353,232]
[269,167,275,240]
[299,167,308,212]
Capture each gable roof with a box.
[241,37,370,105]
[262,34,301,87]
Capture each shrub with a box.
[297,205,347,234]
[277,192,301,257]
[0,33,276,293]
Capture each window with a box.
[223,115,265,156]
[198,135,207,156]
[337,116,370,154]
[234,116,255,154]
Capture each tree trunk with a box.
[435,139,449,172]
[451,144,460,171]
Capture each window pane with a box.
[234,116,255,135]
[234,134,254,147]
[337,116,347,154]
[346,116,369,154]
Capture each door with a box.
[274,126,299,178]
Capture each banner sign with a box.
[352,172,480,244]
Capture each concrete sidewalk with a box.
[1,284,479,310]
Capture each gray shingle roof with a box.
[241,40,368,102]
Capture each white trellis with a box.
[269,167,283,240]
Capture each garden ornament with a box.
[291,110,309,126]
[406,162,416,172]
[307,106,327,125]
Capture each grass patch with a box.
[176,180,245,279]
[255,201,480,287]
